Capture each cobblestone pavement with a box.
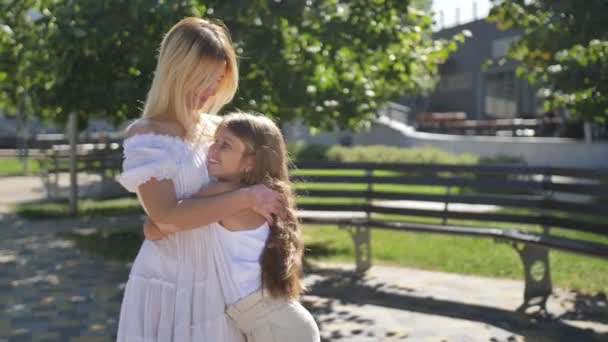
[1,176,607,341]
[0,214,138,341]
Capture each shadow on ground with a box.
[557,291,608,326]
[62,230,143,262]
[66,232,608,341]
[302,265,608,342]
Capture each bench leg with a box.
[512,242,552,316]
[340,224,371,274]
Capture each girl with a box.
[143,112,321,342]
[116,18,282,342]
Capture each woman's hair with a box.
[142,17,238,141]
[217,112,304,300]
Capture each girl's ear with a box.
[242,153,255,173]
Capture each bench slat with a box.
[365,220,608,259]
[293,175,607,195]
[296,190,607,217]
[294,162,608,179]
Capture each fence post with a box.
[365,167,372,221]
[16,91,30,175]
[52,152,59,198]
[68,112,78,216]
[353,167,373,273]
[442,183,451,225]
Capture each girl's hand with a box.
[143,217,168,240]
[247,184,284,224]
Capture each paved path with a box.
[1,176,607,341]
[0,176,48,215]
[303,263,608,341]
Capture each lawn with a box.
[302,224,608,294]
[293,168,608,294]
[15,166,608,294]
[0,158,41,176]
[15,197,143,219]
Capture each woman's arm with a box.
[142,181,243,238]
[143,218,167,240]
[138,179,278,233]
[192,181,241,197]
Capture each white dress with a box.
[115,133,245,342]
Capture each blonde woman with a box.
[115,18,281,341]
[144,113,321,341]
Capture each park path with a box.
[0,176,607,341]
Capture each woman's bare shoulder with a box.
[125,118,185,139]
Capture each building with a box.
[404,19,541,122]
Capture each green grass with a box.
[15,197,608,294]
[302,224,608,294]
[0,158,41,176]
[294,169,608,293]
[15,197,142,219]
[13,167,608,295]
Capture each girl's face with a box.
[207,126,253,182]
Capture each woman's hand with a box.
[143,217,170,240]
[246,184,284,224]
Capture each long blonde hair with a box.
[218,112,304,300]
[142,17,238,141]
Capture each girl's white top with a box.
[115,131,244,342]
[212,222,270,305]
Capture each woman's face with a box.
[207,126,253,181]
[194,63,226,110]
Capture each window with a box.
[485,71,517,118]
[492,35,519,58]
[438,72,473,92]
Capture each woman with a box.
[115,18,281,341]
[144,112,321,341]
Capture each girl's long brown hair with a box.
[217,112,303,300]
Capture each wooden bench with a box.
[38,141,123,198]
[291,161,608,315]
[415,112,467,133]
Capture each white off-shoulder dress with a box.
[115,133,245,342]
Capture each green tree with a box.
[0,0,52,119]
[1,0,198,126]
[489,0,608,123]
[202,0,463,129]
[1,0,462,130]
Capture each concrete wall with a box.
[283,118,411,148]
[283,116,608,169]
[378,116,608,169]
